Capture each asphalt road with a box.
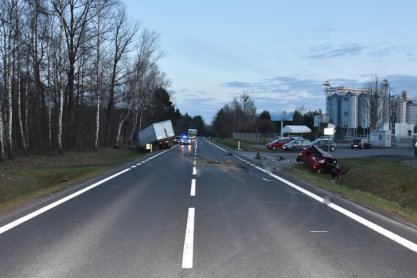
[1,138,417,277]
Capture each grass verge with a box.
[289,158,417,224]
[0,148,140,214]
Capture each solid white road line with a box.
[190,179,196,197]
[0,148,172,236]
[207,140,417,254]
[182,208,195,269]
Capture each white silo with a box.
[406,101,417,125]
[396,97,407,123]
[327,93,340,126]
[340,93,358,128]
[382,95,390,125]
[358,93,369,128]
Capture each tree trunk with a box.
[128,108,139,145]
[114,109,131,149]
[0,104,5,161]
[17,48,28,155]
[57,83,64,155]
[94,12,102,151]
[57,1,65,155]
[6,34,13,159]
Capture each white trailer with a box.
[138,120,175,151]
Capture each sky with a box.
[123,0,417,124]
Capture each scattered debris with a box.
[255,152,261,159]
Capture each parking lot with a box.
[237,143,416,167]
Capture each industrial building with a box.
[323,80,417,139]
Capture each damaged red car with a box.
[296,146,342,177]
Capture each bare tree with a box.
[15,0,28,155]
[0,0,168,158]
[103,5,138,144]
[113,83,135,148]
[232,93,256,131]
[0,0,21,159]
[365,77,389,130]
[51,0,105,149]
[127,64,170,144]
[91,0,112,150]
[0,96,4,161]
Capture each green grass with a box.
[289,158,417,224]
[0,148,141,213]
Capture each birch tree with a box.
[0,0,19,159]
[51,0,103,149]
[103,5,137,144]
[365,77,389,130]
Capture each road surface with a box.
[1,138,417,277]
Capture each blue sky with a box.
[124,0,417,123]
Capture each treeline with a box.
[212,93,322,138]
[0,0,196,161]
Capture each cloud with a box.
[385,74,417,95]
[222,76,326,115]
[306,43,365,59]
[172,74,417,123]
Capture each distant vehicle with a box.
[351,138,372,149]
[181,135,192,145]
[174,136,182,144]
[318,135,334,140]
[138,120,175,151]
[266,137,291,150]
[188,129,197,139]
[305,138,336,152]
[282,138,311,151]
[296,146,342,177]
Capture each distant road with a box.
[1,138,417,277]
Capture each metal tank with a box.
[406,101,417,125]
[340,92,358,128]
[395,97,407,123]
[358,93,369,128]
[326,93,340,126]
[382,94,390,125]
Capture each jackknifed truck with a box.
[138,120,175,152]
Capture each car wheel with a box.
[272,146,276,150]
[331,146,335,152]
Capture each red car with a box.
[266,137,291,150]
[296,146,342,177]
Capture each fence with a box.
[232,132,279,144]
